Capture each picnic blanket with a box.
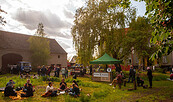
[2,90,27,100]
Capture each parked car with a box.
[18,61,32,73]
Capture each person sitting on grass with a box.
[120,71,126,87]
[69,80,80,97]
[42,82,57,97]
[21,79,35,97]
[109,72,118,87]
[32,74,38,79]
[25,73,30,79]
[20,74,23,79]
[58,79,68,92]
[136,73,144,87]
[4,80,17,97]
[110,73,122,89]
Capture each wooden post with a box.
[134,80,137,90]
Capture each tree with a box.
[72,0,136,66]
[28,23,50,67]
[143,0,173,60]
[0,6,7,25]
[119,17,156,68]
[120,0,173,60]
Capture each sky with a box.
[0,0,146,60]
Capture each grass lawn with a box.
[0,73,172,102]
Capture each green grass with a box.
[0,73,172,102]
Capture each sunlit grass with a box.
[0,73,172,102]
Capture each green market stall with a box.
[90,53,122,82]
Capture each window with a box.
[58,55,60,58]
[162,56,168,64]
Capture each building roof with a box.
[0,30,67,54]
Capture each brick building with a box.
[0,30,67,73]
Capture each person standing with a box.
[147,67,153,88]
[41,65,47,76]
[128,65,133,83]
[56,65,60,77]
[65,68,68,78]
[61,67,66,78]
[37,66,41,76]
[132,67,136,83]
[46,66,51,76]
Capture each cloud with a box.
[57,41,71,49]
[13,8,71,29]
[63,9,74,19]
[12,8,72,37]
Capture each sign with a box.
[107,68,111,72]
[93,73,108,77]
[93,72,111,82]
[93,73,101,77]
[101,73,108,77]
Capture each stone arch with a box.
[2,53,23,73]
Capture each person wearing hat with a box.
[4,80,17,97]
[147,67,153,88]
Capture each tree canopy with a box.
[119,16,156,67]
[28,23,50,67]
[72,0,136,66]
[128,0,173,60]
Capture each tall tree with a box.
[28,23,50,67]
[119,17,156,68]
[72,0,136,66]
[120,0,173,60]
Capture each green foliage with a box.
[28,23,50,67]
[134,0,173,60]
[72,0,136,66]
[119,17,155,62]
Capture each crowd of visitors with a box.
[37,65,69,78]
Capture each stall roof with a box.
[90,53,122,64]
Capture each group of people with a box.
[4,79,34,97]
[110,65,153,89]
[42,79,80,97]
[37,65,69,78]
[4,78,80,98]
